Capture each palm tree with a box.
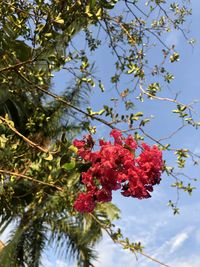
[0,135,119,266]
[0,1,119,266]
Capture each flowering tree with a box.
[0,0,199,266]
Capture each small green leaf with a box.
[54,14,64,24]
[66,172,80,187]
[0,134,8,149]
[69,145,78,153]
[170,52,180,63]
[62,160,76,170]
[44,153,53,161]
[98,81,105,92]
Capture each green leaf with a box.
[0,134,8,149]
[97,202,120,220]
[100,0,118,9]
[98,81,105,92]
[69,145,78,153]
[66,172,80,187]
[85,5,93,18]
[44,153,53,161]
[62,159,76,170]
[170,52,180,63]
[54,15,64,24]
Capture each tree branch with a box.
[16,70,115,129]
[139,84,193,110]
[0,169,63,191]
[0,59,34,73]
[0,116,49,154]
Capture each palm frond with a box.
[0,215,47,267]
[48,216,97,267]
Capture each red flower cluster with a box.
[73,130,163,213]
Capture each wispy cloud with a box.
[169,231,190,254]
[91,199,200,267]
[92,235,144,267]
[94,238,117,267]
[152,226,193,260]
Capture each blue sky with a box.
[1,1,200,266]
[43,1,200,266]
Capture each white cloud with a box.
[130,228,192,267]
[91,199,200,267]
[94,237,117,267]
[39,192,200,266]
[193,146,200,156]
[154,227,193,258]
[169,231,189,254]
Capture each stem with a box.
[139,84,192,110]
[0,59,34,73]
[0,169,63,191]
[0,116,49,154]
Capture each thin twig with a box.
[158,124,185,141]
[158,4,189,41]
[139,84,193,110]
[0,59,34,73]
[0,169,63,191]
[0,116,49,154]
[139,251,171,267]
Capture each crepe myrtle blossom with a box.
[73,129,163,213]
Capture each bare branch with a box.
[139,84,193,110]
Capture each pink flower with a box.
[73,131,163,213]
[96,189,112,202]
[74,192,95,213]
[125,135,138,150]
[110,129,123,145]
[73,139,85,149]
